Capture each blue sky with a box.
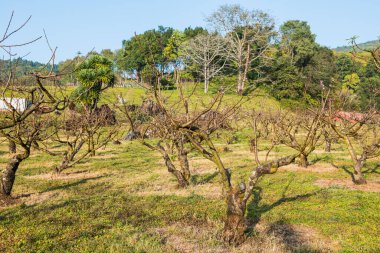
[1,0,379,63]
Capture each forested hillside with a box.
[334,39,379,52]
[0,58,57,76]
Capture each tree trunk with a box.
[0,154,25,196]
[175,139,191,181]
[163,153,189,188]
[344,137,366,184]
[222,189,247,245]
[55,159,70,174]
[8,140,16,154]
[88,137,96,157]
[237,70,244,95]
[298,153,309,167]
[325,140,331,152]
[204,79,209,93]
[240,43,251,96]
[204,65,209,93]
[56,140,87,173]
[323,130,332,152]
[353,160,367,184]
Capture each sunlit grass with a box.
[0,87,379,252]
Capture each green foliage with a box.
[183,26,207,39]
[0,58,57,83]
[58,56,84,85]
[342,73,360,93]
[358,76,380,109]
[72,54,115,106]
[140,64,159,85]
[164,30,185,62]
[334,39,380,52]
[280,20,317,68]
[364,59,380,78]
[267,20,336,103]
[268,55,304,100]
[336,54,356,81]
[120,26,174,81]
[160,78,175,90]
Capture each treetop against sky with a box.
[1,0,379,63]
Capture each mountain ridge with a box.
[334,39,379,52]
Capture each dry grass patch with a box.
[280,163,338,173]
[26,170,107,181]
[18,191,67,205]
[1,190,67,208]
[152,220,339,253]
[135,183,223,199]
[253,222,340,253]
[0,195,18,209]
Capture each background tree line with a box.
[52,5,379,111]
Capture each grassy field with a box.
[0,87,379,253]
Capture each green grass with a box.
[0,139,379,252]
[0,87,379,252]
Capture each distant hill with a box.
[0,58,58,77]
[334,40,379,52]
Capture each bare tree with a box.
[325,107,380,184]
[0,11,41,57]
[182,107,304,245]
[145,78,280,244]
[0,12,80,196]
[183,33,226,93]
[142,131,192,188]
[264,108,325,167]
[0,111,57,195]
[322,124,338,152]
[207,4,275,95]
[53,106,118,173]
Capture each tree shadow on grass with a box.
[338,165,356,183]
[265,219,327,252]
[190,172,218,185]
[363,164,380,175]
[245,178,323,252]
[246,177,321,228]
[41,175,106,193]
[329,162,379,184]
[309,155,333,165]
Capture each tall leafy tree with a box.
[183,26,207,39]
[120,26,174,84]
[164,30,186,84]
[268,20,335,102]
[280,20,317,68]
[121,35,146,83]
[336,54,356,81]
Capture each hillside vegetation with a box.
[334,39,380,52]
